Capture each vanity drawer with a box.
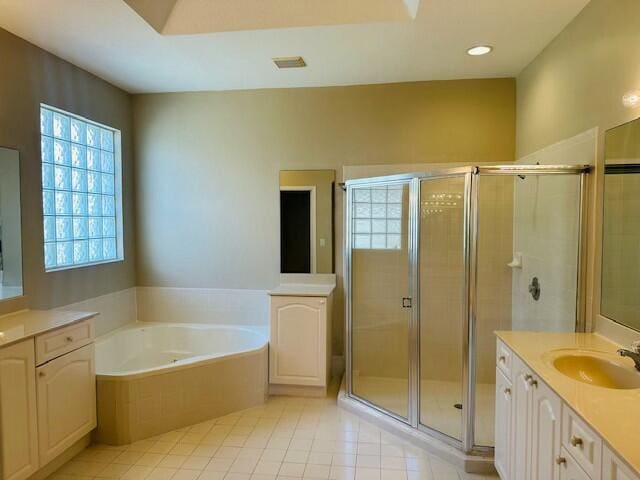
[35,319,94,366]
[562,406,602,479]
[496,339,512,378]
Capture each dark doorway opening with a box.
[280,190,311,273]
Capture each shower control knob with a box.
[528,277,541,301]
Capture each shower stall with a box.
[343,165,589,463]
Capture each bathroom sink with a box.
[544,349,640,390]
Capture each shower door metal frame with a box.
[345,174,419,427]
[414,169,475,453]
[344,164,591,456]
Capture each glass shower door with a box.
[349,180,412,420]
[418,175,468,442]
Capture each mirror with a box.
[601,117,640,331]
[0,147,23,300]
[280,170,336,274]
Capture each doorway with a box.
[280,187,316,273]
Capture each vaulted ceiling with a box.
[0,0,589,93]
[125,0,421,35]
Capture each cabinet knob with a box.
[66,336,74,342]
[570,435,583,447]
[524,374,533,382]
[498,355,506,363]
[39,371,45,377]
[527,378,538,388]
[555,456,567,466]
[504,388,511,396]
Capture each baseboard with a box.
[269,383,327,397]
[27,433,91,480]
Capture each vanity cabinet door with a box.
[270,295,327,386]
[494,368,512,480]
[510,355,533,480]
[0,339,39,480]
[603,446,640,480]
[530,377,563,480]
[36,344,96,466]
[558,448,592,480]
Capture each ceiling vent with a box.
[273,57,307,69]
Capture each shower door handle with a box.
[402,297,412,308]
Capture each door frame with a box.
[344,176,415,425]
[280,186,317,274]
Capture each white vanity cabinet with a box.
[503,352,563,480]
[0,313,96,480]
[530,373,563,480]
[36,343,96,465]
[494,368,512,480]
[603,447,640,480]
[495,339,640,480]
[559,448,593,480]
[269,293,332,392]
[0,340,39,480]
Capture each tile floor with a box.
[352,378,496,446]
[49,390,498,480]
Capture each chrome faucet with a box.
[617,341,640,372]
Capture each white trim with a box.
[280,186,317,274]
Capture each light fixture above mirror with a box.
[622,90,640,109]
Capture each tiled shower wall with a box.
[57,286,269,337]
[512,128,596,331]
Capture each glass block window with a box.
[40,105,123,271]
[352,185,403,249]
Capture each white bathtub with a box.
[96,322,267,377]
[94,322,268,444]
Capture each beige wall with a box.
[0,27,136,309]
[279,170,335,274]
[516,0,640,340]
[133,79,516,354]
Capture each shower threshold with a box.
[337,377,496,475]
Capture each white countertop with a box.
[269,283,335,297]
[0,309,98,347]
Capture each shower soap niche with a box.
[507,252,523,269]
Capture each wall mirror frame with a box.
[0,146,24,304]
[601,116,640,332]
[279,170,336,274]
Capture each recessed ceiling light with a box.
[467,45,493,56]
